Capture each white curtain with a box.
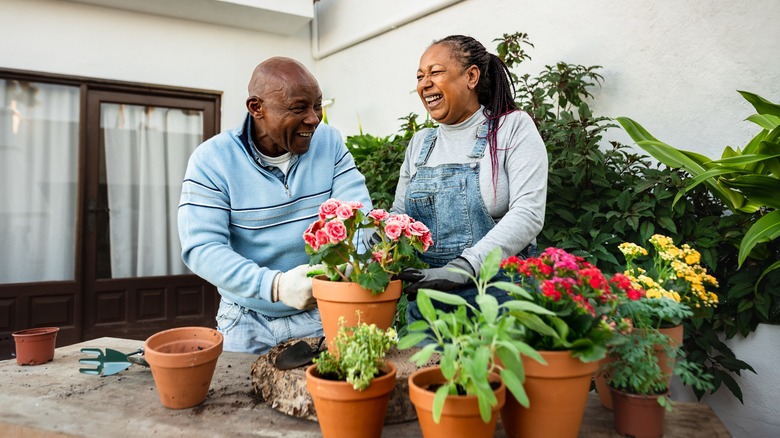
[102,104,201,278]
[0,81,79,283]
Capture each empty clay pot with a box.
[12,327,59,366]
[144,326,223,409]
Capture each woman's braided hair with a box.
[432,35,518,191]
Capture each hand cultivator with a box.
[79,348,146,376]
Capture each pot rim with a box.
[12,327,60,337]
[144,326,223,367]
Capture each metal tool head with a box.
[79,348,139,376]
[274,337,326,371]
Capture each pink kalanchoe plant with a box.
[304,199,432,294]
[501,247,645,362]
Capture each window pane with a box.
[0,80,79,283]
[99,103,202,278]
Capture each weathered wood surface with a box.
[250,337,438,423]
[0,337,733,437]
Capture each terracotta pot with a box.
[594,354,615,409]
[144,326,223,409]
[501,350,599,438]
[312,276,402,348]
[12,327,59,366]
[657,324,683,388]
[610,386,666,438]
[306,361,397,438]
[408,366,505,438]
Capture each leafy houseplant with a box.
[498,247,645,438]
[500,247,643,362]
[399,248,551,434]
[305,317,398,438]
[604,299,714,438]
[304,198,431,294]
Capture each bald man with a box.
[178,57,371,354]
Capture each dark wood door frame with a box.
[0,68,222,359]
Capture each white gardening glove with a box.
[272,264,319,310]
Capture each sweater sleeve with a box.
[177,143,278,303]
[460,112,548,270]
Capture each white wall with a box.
[315,0,780,160]
[0,0,312,131]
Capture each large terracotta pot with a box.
[12,327,59,366]
[610,386,666,438]
[306,361,397,438]
[312,276,401,347]
[144,326,223,409]
[502,350,599,438]
[408,366,505,438]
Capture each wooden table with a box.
[0,337,731,437]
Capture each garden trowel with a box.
[274,337,326,370]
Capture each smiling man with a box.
[178,57,371,355]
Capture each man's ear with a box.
[466,65,480,90]
[246,96,262,118]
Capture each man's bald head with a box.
[248,57,318,99]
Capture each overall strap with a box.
[414,128,439,167]
[468,122,490,159]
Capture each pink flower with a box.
[384,223,402,240]
[335,204,355,220]
[346,201,364,210]
[324,220,347,244]
[408,220,429,236]
[315,229,330,247]
[368,209,390,221]
[319,199,341,219]
[421,233,434,251]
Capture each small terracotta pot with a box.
[408,366,505,438]
[657,324,684,388]
[502,350,599,438]
[312,276,402,348]
[610,386,666,438]
[12,327,59,366]
[144,326,223,409]
[306,361,397,438]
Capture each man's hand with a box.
[397,257,475,294]
[273,264,317,310]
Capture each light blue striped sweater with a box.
[178,114,371,317]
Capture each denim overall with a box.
[405,123,514,324]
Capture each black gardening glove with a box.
[398,257,475,294]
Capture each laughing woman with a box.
[394,35,548,320]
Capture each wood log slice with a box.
[250,337,438,424]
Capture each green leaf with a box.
[738,210,780,266]
[739,90,780,118]
[480,247,502,281]
[398,332,428,350]
[422,289,470,307]
[476,294,499,323]
[501,368,529,407]
[656,216,678,234]
[502,300,555,315]
[408,343,438,365]
[433,383,451,424]
[416,292,437,322]
[492,281,533,299]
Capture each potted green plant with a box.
[398,248,551,438]
[305,315,398,438]
[498,247,643,438]
[304,198,431,345]
[604,297,714,438]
